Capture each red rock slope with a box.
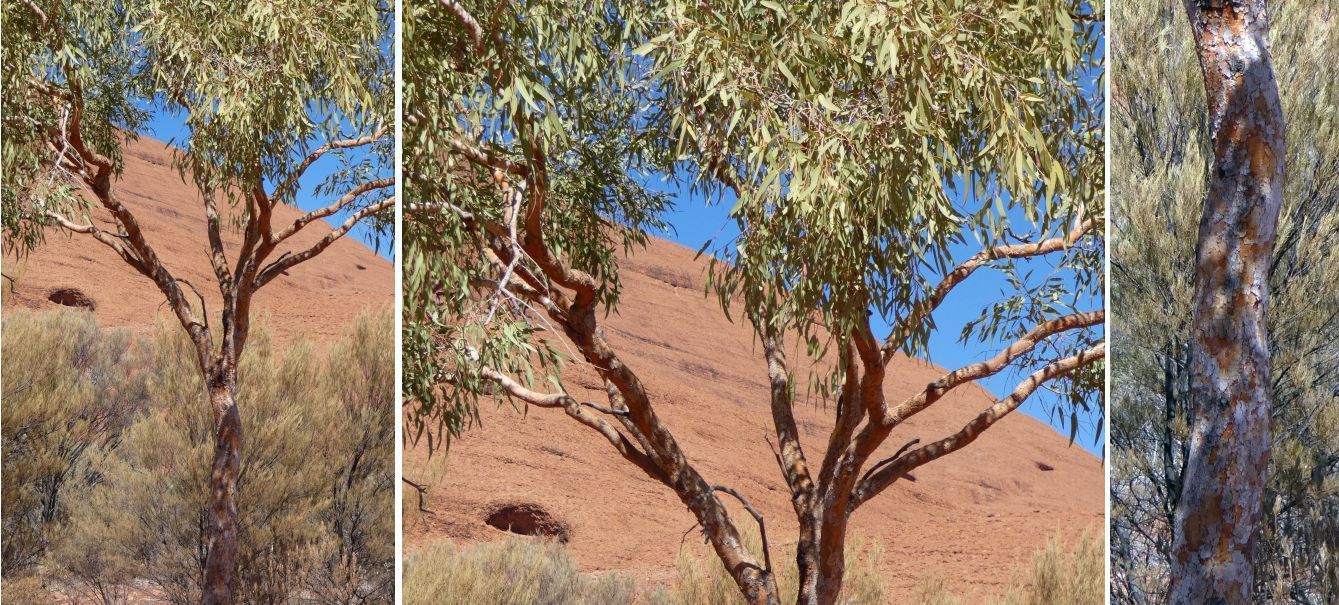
[1,135,392,344]
[406,236,1104,601]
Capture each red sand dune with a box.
[1,135,392,344]
[406,237,1104,601]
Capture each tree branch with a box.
[44,211,146,274]
[253,195,394,288]
[472,364,666,484]
[201,192,233,289]
[274,125,389,201]
[881,309,1105,427]
[852,343,1106,508]
[760,327,815,504]
[881,218,1098,364]
[710,485,773,575]
[266,177,395,246]
[444,134,529,178]
[438,0,485,51]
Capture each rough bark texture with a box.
[201,376,243,605]
[1170,0,1286,603]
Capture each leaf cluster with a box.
[403,0,674,446]
[646,0,1104,359]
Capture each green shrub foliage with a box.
[1,310,393,604]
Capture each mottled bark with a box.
[763,331,820,605]
[201,374,243,605]
[1170,0,1285,603]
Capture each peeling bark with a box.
[1170,0,1285,603]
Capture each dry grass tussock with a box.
[405,528,1099,604]
[912,530,1103,605]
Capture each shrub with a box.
[308,311,396,604]
[0,575,57,605]
[403,525,883,605]
[0,309,394,603]
[0,311,144,577]
[403,538,637,605]
[997,530,1102,605]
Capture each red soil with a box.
[1,135,392,344]
[405,237,1104,601]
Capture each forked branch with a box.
[881,309,1105,426]
[852,343,1106,507]
[881,218,1098,364]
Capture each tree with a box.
[48,313,395,605]
[1109,1,1337,602]
[405,1,1104,604]
[2,1,393,602]
[1166,1,1288,603]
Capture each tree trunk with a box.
[813,514,849,605]
[1170,1,1285,603]
[793,522,821,605]
[201,371,244,605]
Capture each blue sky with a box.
[137,112,394,260]
[649,190,1105,458]
[647,33,1107,457]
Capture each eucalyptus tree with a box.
[1109,1,1337,602]
[1,1,393,602]
[405,1,1104,604]
[1164,2,1289,602]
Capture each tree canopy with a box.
[407,1,1104,603]
[3,0,393,260]
[406,0,1104,446]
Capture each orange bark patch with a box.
[1208,334,1239,372]
[1245,131,1277,181]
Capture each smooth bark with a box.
[1170,1,1286,602]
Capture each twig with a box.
[402,477,432,513]
[580,401,630,417]
[859,439,920,487]
[711,485,773,575]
